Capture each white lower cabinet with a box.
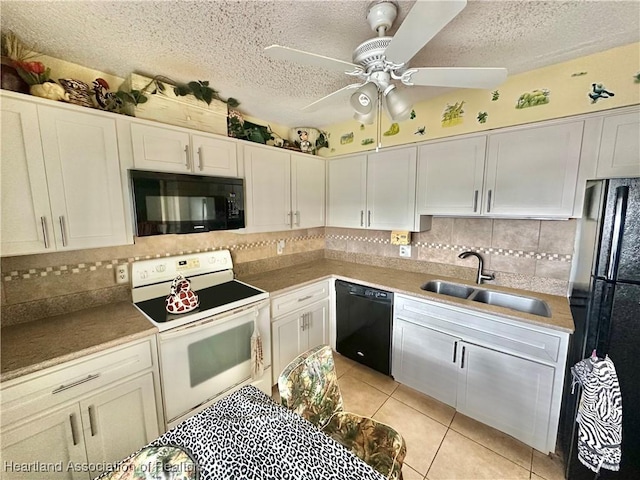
[0,338,161,479]
[456,342,555,451]
[393,319,459,407]
[271,299,330,385]
[392,294,569,453]
[270,281,332,385]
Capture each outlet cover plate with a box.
[399,245,411,257]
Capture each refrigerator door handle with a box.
[606,186,629,281]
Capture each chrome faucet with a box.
[458,251,495,284]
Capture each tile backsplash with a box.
[1,218,577,326]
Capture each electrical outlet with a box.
[276,240,285,255]
[399,245,412,258]
[115,264,129,284]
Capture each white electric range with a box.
[131,250,271,427]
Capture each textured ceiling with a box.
[1,0,639,128]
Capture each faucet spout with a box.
[458,251,495,284]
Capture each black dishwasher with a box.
[335,280,393,376]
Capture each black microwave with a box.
[130,170,245,236]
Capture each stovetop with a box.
[135,280,265,324]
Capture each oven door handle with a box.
[159,303,264,340]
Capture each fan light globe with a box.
[384,85,412,122]
[350,82,378,114]
[353,109,376,125]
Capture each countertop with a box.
[1,302,157,383]
[1,259,574,383]
[239,259,575,334]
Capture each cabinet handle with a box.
[453,341,458,363]
[88,405,97,437]
[368,210,371,227]
[52,373,101,394]
[360,210,364,227]
[69,414,79,446]
[59,216,68,247]
[298,295,313,302]
[305,313,310,330]
[461,346,466,369]
[197,147,203,171]
[473,190,479,213]
[295,211,300,226]
[41,216,50,249]
[185,145,191,170]
[487,190,492,213]
[300,316,305,331]
[287,211,292,227]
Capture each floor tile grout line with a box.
[424,425,450,479]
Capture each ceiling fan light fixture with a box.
[384,85,412,122]
[353,109,377,125]
[350,82,379,114]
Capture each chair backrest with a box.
[278,344,344,429]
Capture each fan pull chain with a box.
[376,92,382,152]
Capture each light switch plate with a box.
[399,245,411,257]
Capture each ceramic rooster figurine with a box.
[92,77,123,111]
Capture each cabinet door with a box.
[82,373,159,465]
[417,136,486,215]
[596,111,640,178]
[271,312,306,385]
[0,97,54,256]
[244,145,291,232]
[367,147,417,230]
[2,403,89,480]
[130,123,191,173]
[456,342,554,452]
[484,121,583,217]
[291,153,325,229]
[327,155,367,228]
[392,319,460,407]
[191,134,238,177]
[304,299,330,352]
[37,106,128,250]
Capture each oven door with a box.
[159,305,261,422]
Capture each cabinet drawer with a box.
[271,280,331,318]
[395,295,561,365]
[1,337,154,426]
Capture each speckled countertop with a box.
[1,302,156,383]
[239,259,575,334]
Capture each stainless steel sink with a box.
[470,290,551,317]
[421,281,475,299]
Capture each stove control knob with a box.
[140,270,149,279]
[156,264,166,272]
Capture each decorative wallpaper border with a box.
[2,234,324,281]
[325,234,572,262]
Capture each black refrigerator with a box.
[560,178,640,479]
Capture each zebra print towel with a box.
[571,355,622,473]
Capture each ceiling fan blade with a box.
[405,67,508,89]
[265,45,362,73]
[301,84,362,111]
[384,0,467,65]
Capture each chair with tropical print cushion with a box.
[278,344,406,480]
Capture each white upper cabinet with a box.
[327,154,367,228]
[367,147,417,230]
[596,110,640,178]
[291,152,326,229]
[484,121,583,217]
[244,144,325,232]
[327,147,418,230]
[417,136,487,216]
[130,122,237,177]
[1,95,128,255]
[0,97,52,256]
[38,105,128,250]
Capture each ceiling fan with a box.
[265,0,507,124]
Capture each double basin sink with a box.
[422,280,551,318]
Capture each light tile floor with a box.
[273,353,566,480]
